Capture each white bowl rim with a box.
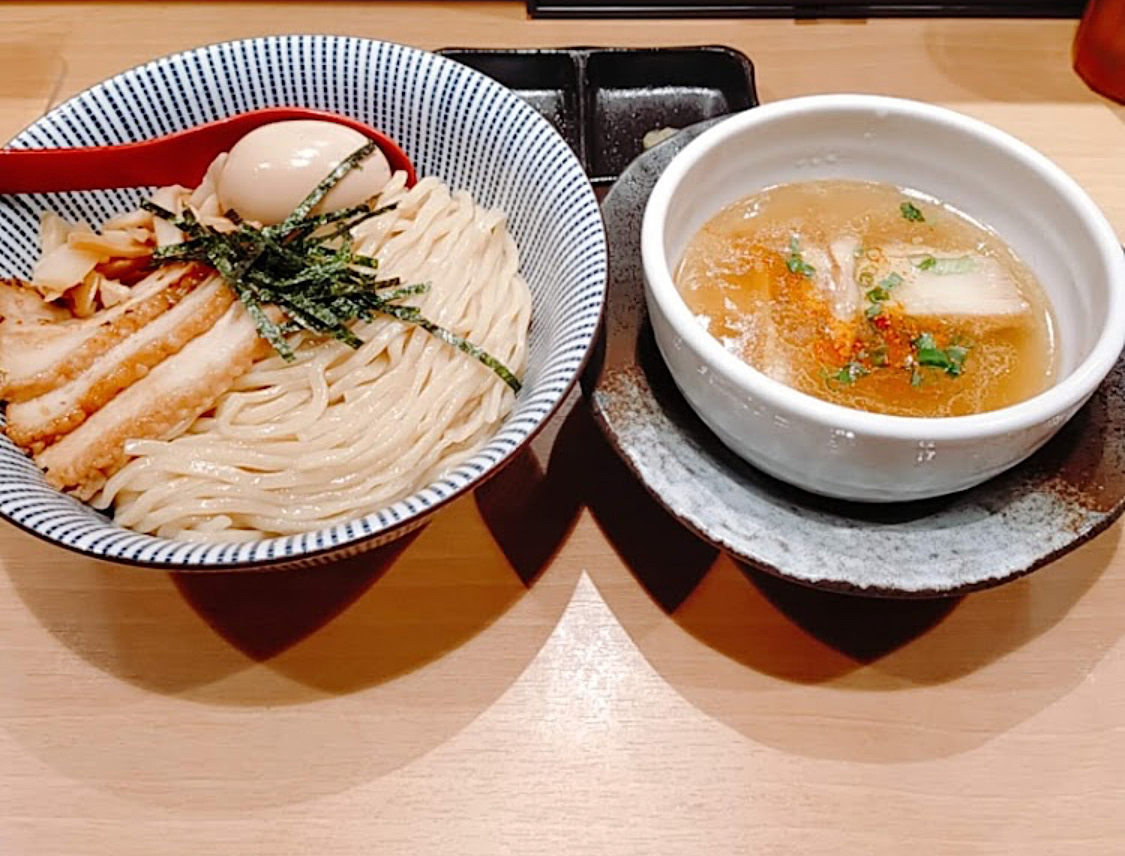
[642,93,1125,442]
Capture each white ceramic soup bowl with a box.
[642,94,1125,502]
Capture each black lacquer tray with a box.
[437,46,757,184]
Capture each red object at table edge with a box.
[1075,0,1125,104]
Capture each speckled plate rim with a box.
[583,117,1125,598]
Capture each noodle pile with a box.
[93,172,531,540]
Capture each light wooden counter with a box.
[2,4,1124,854]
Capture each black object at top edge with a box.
[527,0,1083,17]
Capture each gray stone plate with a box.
[582,118,1125,597]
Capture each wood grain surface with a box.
[1,4,1124,854]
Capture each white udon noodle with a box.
[93,172,532,541]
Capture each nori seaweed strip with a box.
[144,144,522,389]
[265,141,378,238]
[374,303,522,394]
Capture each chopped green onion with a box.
[914,332,970,377]
[829,361,869,386]
[945,344,969,373]
[910,254,975,276]
[786,235,816,278]
[900,201,925,222]
[930,256,975,276]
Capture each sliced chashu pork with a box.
[878,245,1030,321]
[35,301,270,499]
[5,276,233,451]
[0,263,205,402]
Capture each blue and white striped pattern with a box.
[0,36,607,569]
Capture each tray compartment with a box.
[584,47,757,181]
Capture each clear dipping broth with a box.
[675,179,1058,417]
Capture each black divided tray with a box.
[437,46,758,184]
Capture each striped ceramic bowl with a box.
[0,36,607,569]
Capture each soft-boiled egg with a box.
[216,120,392,225]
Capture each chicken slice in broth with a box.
[877,245,1031,321]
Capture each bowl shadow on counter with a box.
[166,419,584,685]
[575,395,1122,762]
[8,433,580,700]
[2,428,584,811]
